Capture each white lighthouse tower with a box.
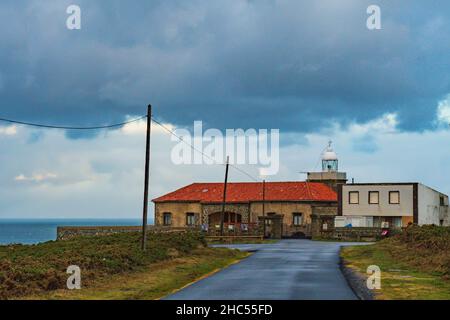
[307,141,347,191]
[322,141,338,172]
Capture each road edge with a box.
[339,254,375,300]
[158,251,252,300]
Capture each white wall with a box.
[342,184,414,217]
[418,184,449,225]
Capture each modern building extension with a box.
[337,183,450,228]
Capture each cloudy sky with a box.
[1,0,450,219]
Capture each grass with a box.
[0,231,248,300]
[341,225,450,300]
[23,247,248,300]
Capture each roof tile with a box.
[153,181,337,203]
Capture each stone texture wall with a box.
[312,205,338,216]
[251,201,337,237]
[202,203,250,225]
[154,200,338,238]
[250,202,313,225]
[57,225,197,240]
[154,202,202,226]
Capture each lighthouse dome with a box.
[321,141,338,172]
[322,148,337,161]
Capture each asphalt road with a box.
[165,239,364,300]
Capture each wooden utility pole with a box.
[262,179,266,237]
[220,156,230,236]
[262,179,266,217]
[141,104,152,251]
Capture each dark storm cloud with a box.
[1,0,450,135]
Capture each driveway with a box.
[165,239,366,300]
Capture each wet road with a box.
[165,239,364,300]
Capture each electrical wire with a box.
[0,115,147,130]
[0,114,261,182]
[150,117,260,182]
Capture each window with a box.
[368,191,379,204]
[349,191,359,204]
[292,213,303,226]
[393,217,402,228]
[223,213,242,224]
[163,212,172,226]
[186,213,196,226]
[373,217,382,228]
[440,196,445,206]
[389,191,400,204]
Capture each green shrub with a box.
[0,231,205,299]
[380,225,450,275]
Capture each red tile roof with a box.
[153,181,337,203]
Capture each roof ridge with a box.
[190,181,323,184]
[153,181,337,203]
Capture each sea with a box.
[0,219,146,245]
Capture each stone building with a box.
[152,142,347,238]
[152,181,338,238]
[153,139,450,238]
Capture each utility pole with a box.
[141,104,152,251]
[262,179,266,237]
[220,156,230,237]
[262,179,266,217]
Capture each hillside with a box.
[341,225,450,299]
[0,232,246,299]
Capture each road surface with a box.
[165,239,365,300]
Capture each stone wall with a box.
[312,226,391,242]
[154,202,202,226]
[312,206,338,216]
[202,203,250,224]
[333,227,385,241]
[154,200,338,238]
[57,225,197,240]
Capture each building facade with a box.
[337,183,450,227]
[152,141,450,240]
[153,182,338,238]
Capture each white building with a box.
[336,183,449,228]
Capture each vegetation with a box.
[0,232,247,300]
[341,225,450,299]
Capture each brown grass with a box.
[0,231,223,299]
[341,225,450,299]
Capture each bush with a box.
[381,225,450,275]
[0,231,205,299]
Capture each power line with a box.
[0,115,147,130]
[151,117,260,182]
[0,113,261,182]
